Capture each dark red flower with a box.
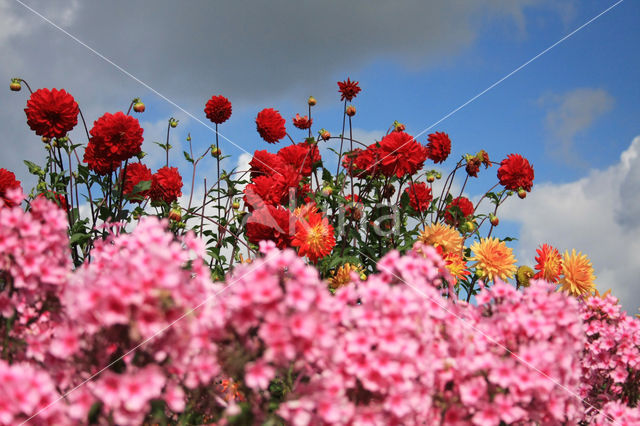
[337,78,361,102]
[343,146,381,178]
[249,150,285,179]
[465,150,492,178]
[278,142,321,177]
[256,108,286,143]
[24,88,79,138]
[246,205,296,249]
[377,132,427,178]
[497,154,534,192]
[444,196,474,227]
[37,191,67,210]
[87,111,144,164]
[0,168,22,207]
[150,166,183,204]
[405,182,433,212]
[244,164,301,211]
[122,162,152,202]
[292,114,312,130]
[426,132,451,164]
[204,95,232,124]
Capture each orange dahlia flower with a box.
[469,237,517,282]
[558,249,596,296]
[533,243,562,283]
[292,209,335,263]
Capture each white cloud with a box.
[501,136,640,314]
[540,87,614,165]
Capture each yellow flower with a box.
[418,223,464,255]
[558,249,596,296]
[468,237,517,282]
[328,263,364,289]
[443,252,470,281]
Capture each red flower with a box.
[343,146,381,178]
[292,114,312,130]
[256,108,286,143]
[83,141,120,175]
[122,162,152,202]
[337,78,361,102]
[24,88,79,138]
[497,154,534,192]
[249,150,285,178]
[150,166,183,204]
[87,111,144,164]
[246,205,296,249]
[204,95,232,124]
[37,191,68,210]
[405,182,433,212]
[278,142,321,177]
[0,168,22,207]
[444,196,474,227]
[292,208,335,263]
[377,132,427,178]
[244,164,301,211]
[426,132,451,164]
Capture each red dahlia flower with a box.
[426,131,451,164]
[444,196,474,227]
[256,108,286,143]
[292,209,336,263]
[0,168,22,207]
[83,141,121,175]
[37,191,68,210]
[249,150,285,178]
[497,154,534,192]
[405,182,433,212]
[204,95,232,124]
[343,146,381,178]
[278,142,321,177]
[246,205,296,249]
[377,132,428,178]
[88,111,144,163]
[534,243,563,283]
[150,166,183,204]
[292,113,312,130]
[24,88,79,138]
[337,78,361,102]
[122,162,153,202]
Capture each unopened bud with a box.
[168,208,181,222]
[393,121,405,132]
[319,129,331,141]
[308,96,317,106]
[489,214,499,227]
[426,174,435,183]
[9,79,21,92]
[232,200,240,210]
[137,151,147,159]
[435,172,442,179]
[517,188,527,199]
[211,145,221,157]
[41,136,50,144]
[346,105,356,117]
[322,186,333,196]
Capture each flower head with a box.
[426,131,451,164]
[204,95,232,124]
[418,223,463,255]
[150,166,183,204]
[256,108,286,143]
[24,88,79,138]
[337,78,361,101]
[469,237,517,282]
[377,132,427,178]
[0,168,22,207]
[292,114,312,130]
[246,205,296,249]
[84,112,144,174]
[442,252,470,281]
[278,142,321,177]
[327,263,363,289]
[405,182,432,212]
[343,146,380,178]
[122,163,153,202]
[292,208,335,263]
[444,196,474,227]
[534,244,562,283]
[497,154,534,192]
[558,249,596,296]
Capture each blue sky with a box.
[1,0,638,310]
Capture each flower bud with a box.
[435,172,442,179]
[517,188,527,199]
[168,208,181,222]
[9,80,21,91]
[232,200,240,210]
[319,129,331,141]
[393,121,405,132]
[41,136,50,144]
[137,151,147,159]
[169,118,178,128]
[308,96,317,106]
[322,186,333,196]
[211,145,221,158]
[516,265,534,288]
[426,174,435,183]
[346,105,356,117]
[133,101,145,113]
[461,221,476,233]
[489,214,499,227]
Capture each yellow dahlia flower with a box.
[468,237,517,282]
[558,249,596,296]
[418,223,464,255]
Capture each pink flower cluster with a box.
[579,294,640,422]
[2,207,639,424]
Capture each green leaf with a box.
[183,150,194,163]
[23,160,44,177]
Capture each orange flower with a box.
[469,237,517,282]
[418,223,463,255]
[558,249,596,296]
[292,209,335,263]
[533,244,562,283]
[328,263,364,289]
[443,252,470,281]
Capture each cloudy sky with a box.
[1,0,638,311]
